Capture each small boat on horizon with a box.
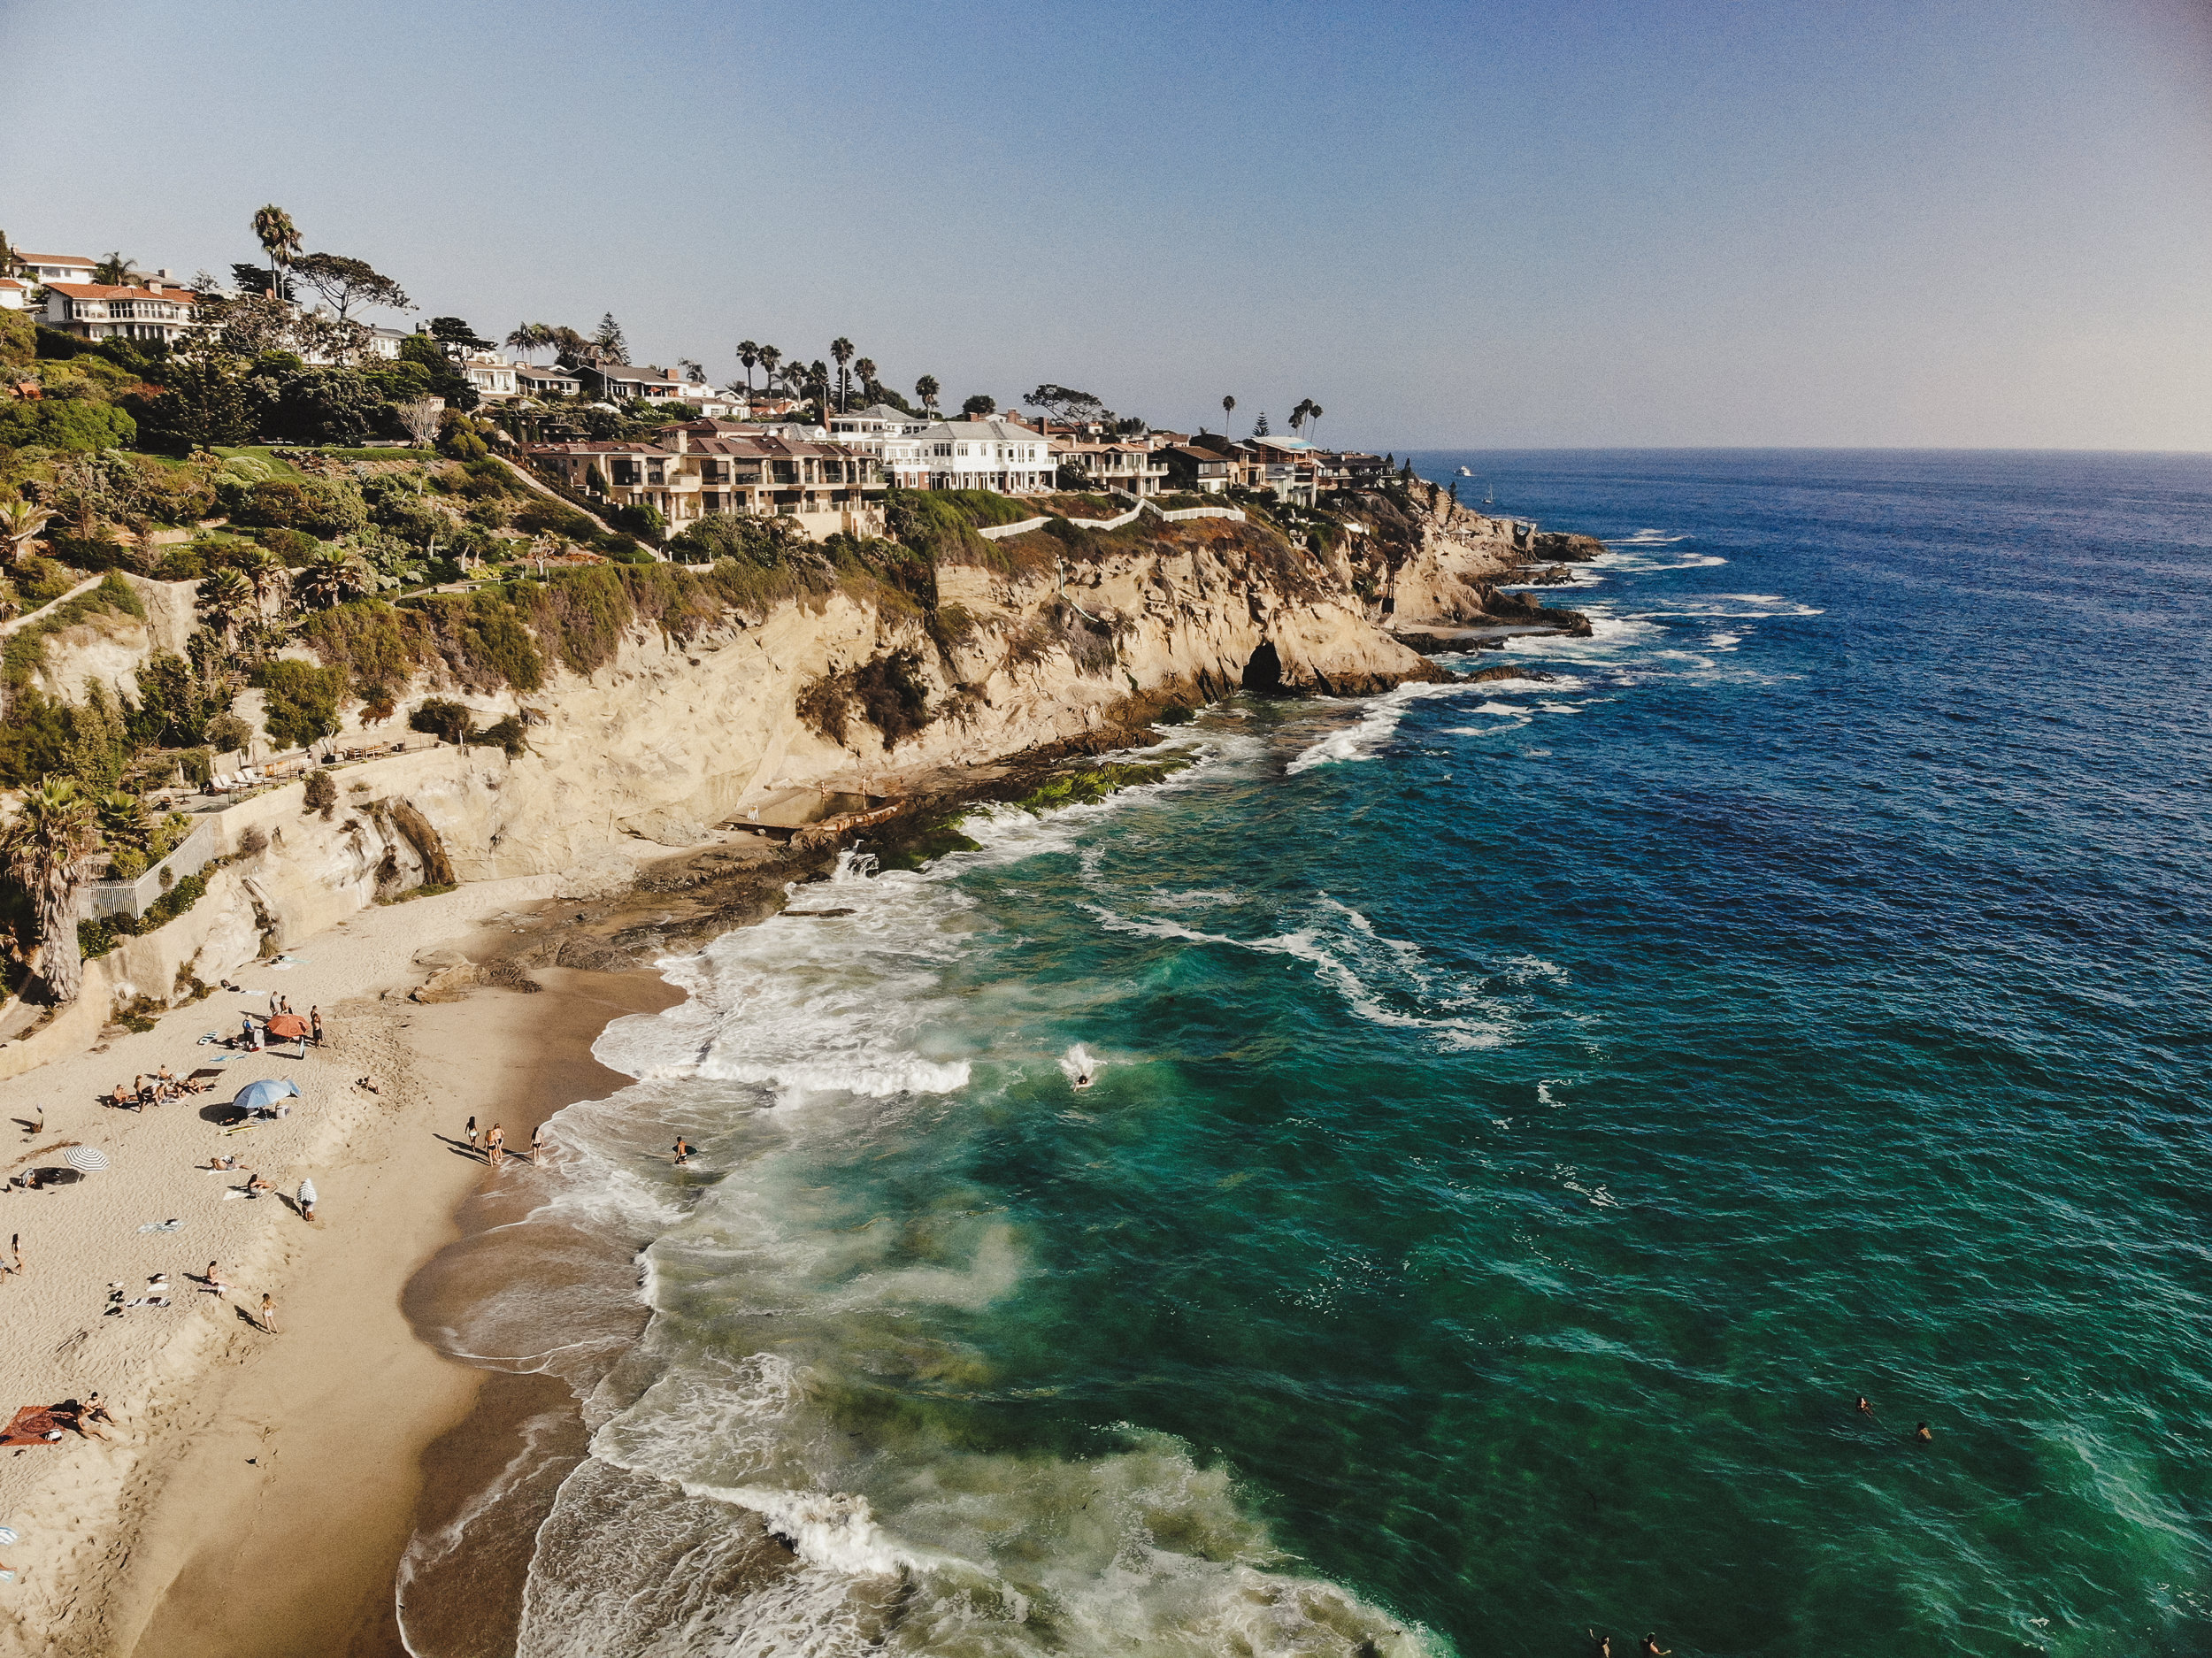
[1455,465,1473,477]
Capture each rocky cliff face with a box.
[0,512,1457,1073]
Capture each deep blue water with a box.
[430,450,2212,1658]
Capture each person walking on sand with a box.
[486,1125,504,1167]
[530,1123,546,1157]
[297,1178,317,1223]
[310,1007,323,1047]
[8,1234,19,1278]
[268,992,280,1017]
[259,1293,279,1333]
[205,1261,227,1299]
[465,1116,478,1149]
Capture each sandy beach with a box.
[0,875,680,1658]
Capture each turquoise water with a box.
[418,451,2212,1657]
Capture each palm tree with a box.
[1222,395,1236,433]
[678,357,704,384]
[916,374,941,418]
[1306,403,1324,447]
[506,322,555,359]
[807,360,831,421]
[735,340,760,393]
[196,568,254,641]
[93,251,142,287]
[757,344,783,395]
[829,337,855,412]
[1288,402,1307,439]
[1,778,102,1004]
[251,205,302,299]
[235,546,287,617]
[852,357,878,405]
[0,499,53,565]
[292,548,373,610]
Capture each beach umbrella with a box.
[265,1014,310,1040]
[233,1078,300,1113]
[63,1147,109,1174]
[0,1525,18,1546]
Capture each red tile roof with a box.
[44,282,198,303]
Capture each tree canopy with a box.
[292,252,411,321]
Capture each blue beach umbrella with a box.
[233,1078,301,1113]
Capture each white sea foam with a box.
[1059,1042,1101,1088]
[1286,678,1502,772]
[1092,894,1511,1052]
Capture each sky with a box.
[2,0,2207,450]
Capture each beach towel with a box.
[135,1218,183,1233]
[0,1407,72,1447]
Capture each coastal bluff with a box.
[0,499,1590,1079]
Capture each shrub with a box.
[178,747,213,787]
[409,697,473,745]
[610,502,664,539]
[254,660,345,749]
[205,711,253,755]
[238,827,269,856]
[303,769,338,817]
[513,498,596,540]
[472,715,526,756]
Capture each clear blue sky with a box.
[3,0,2206,449]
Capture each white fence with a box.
[82,817,220,922]
[975,497,1244,541]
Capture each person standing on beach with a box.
[258,1293,279,1333]
[205,1261,227,1298]
[486,1125,505,1167]
[9,1234,20,1277]
[465,1117,478,1149]
[298,1178,317,1222]
[529,1123,546,1157]
[310,1007,323,1047]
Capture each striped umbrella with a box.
[64,1146,110,1174]
[0,1525,19,1546]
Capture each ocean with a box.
[398,450,2212,1657]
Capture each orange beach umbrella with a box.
[265,1014,310,1040]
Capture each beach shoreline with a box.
[0,877,682,1658]
[0,723,1294,1657]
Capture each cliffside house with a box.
[885,419,1054,494]
[1160,443,1234,494]
[826,404,929,454]
[515,362,582,399]
[526,426,885,540]
[456,351,518,401]
[363,325,413,360]
[7,251,97,287]
[42,278,201,346]
[1052,436,1169,497]
[575,365,737,416]
[0,279,30,312]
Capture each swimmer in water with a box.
[1915,1422,1932,1443]
[1856,1395,1872,1416]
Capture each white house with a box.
[890,419,1054,494]
[42,279,201,346]
[0,279,31,312]
[9,252,96,287]
[457,350,518,400]
[827,403,929,455]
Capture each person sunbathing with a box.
[356,1076,381,1094]
[108,1083,131,1109]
